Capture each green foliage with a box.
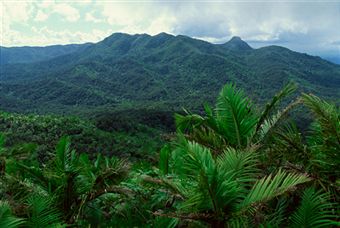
[216,83,258,147]
[159,144,171,175]
[0,82,339,227]
[163,139,311,226]
[175,82,297,151]
[0,201,24,228]
[255,81,298,134]
[1,33,339,116]
[240,169,310,208]
[0,111,164,160]
[26,194,63,227]
[290,188,339,227]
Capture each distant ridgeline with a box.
[1,32,339,120]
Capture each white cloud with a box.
[1,0,339,59]
[53,3,80,22]
[85,12,101,23]
[0,1,35,46]
[4,26,112,46]
[34,10,49,22]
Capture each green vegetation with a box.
[0,44,91,65]
[0,111,164,161]
[0,83,339,227]
[1,33,339,116]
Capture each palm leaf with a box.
[290,188,339,227]
[240,169,310,209]
[216,148,258,188]
[0,201,24,228]
[215,83,257,147]
[255,98,302,144]
[255,82,297,134]
[159,144,171,175]
[173,140,240,213]
[55,136,73,173]
[302,93,340,145]
[175,110,205,133]
[26,194,63,227]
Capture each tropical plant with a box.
[290,188,339,227]
[175,82,298,151]
[271,93,340,200]
[148,84,339,227]
[0,136,130,226]
[0,201,24,228]
[147,139,311,227]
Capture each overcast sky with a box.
[1,0,339,59]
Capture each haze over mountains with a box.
[1,32,339,115]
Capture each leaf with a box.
[255,98,302,144]
[302,93,340,145]
[290,188,340,228]
[215,83,257,147]
[55,136,72,173]
[26,194,63,227]
[240,169,310,209]
[255,82,297,134]
[217,148,258,188]
[0,201,25,228]
[159,144,171,175]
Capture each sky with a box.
[1,0,340,60]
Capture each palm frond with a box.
[26,194,63,227]
[290,188,339,227]
[215,83,258,147]
[240,169,310,209]
[216,148,258,188]
[302,93,340,145]
[172,138,214,178]
[0,201,24,228]
[255,82,297,134]
[173,140,240,213]
[255,98,302,144]
[175,110,205,133]
[55,136,73,173]
[159,144,171,175]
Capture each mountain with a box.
[1,33,339,116]
[0,43,92,65]
[222,36,253,51]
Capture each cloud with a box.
[0,1,35,46]
[85,12,101,23]
[53,3,80,22]
[11,26,113,46]
[34,10,49,22]
[1,0,339,59]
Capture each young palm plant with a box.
[271,93,339,195]
[147,84,339,227]
[0,135,130,226]
[175,82,299,151]
[149,139,311,227]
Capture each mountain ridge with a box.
[1,32,339,115]
[2,33,338,65]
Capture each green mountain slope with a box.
[0,43,91,65]
[1,33,339,115]
[0,111,164,161]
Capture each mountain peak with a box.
[230,36,243,41]
[223,36,252,51]
[155,32,173,37]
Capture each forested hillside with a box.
[1,83,339,227]
[0,111,164,161]
[0,44,91,65]
[1,33,339,116]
